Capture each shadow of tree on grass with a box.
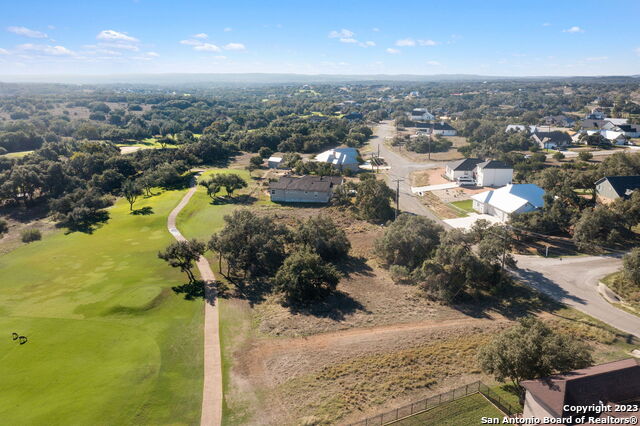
[131,206,154,215]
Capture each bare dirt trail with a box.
[168,184,223,426]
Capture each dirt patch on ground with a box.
[237,318,509,425]
[0,204,57,255]
[393,131,468,163]
[410,167,448,187]
[418,192,460,219]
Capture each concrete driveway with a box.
[368,122,444,224]
[513,254,640,338]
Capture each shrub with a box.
[21,228,42,243]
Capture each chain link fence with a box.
[347,381,521,426]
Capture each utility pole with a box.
[500,225,510,283]
[392,178,404,220]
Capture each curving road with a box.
[168,185,223,426]
[513,254,640,338]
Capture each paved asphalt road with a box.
[514,254,640,338]
[368,121,445,225]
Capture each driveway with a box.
[513,254,640,338]
[368,122,444,224]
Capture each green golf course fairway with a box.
[177,168,254,240]
[0,189,204,425]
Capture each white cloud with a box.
[386,48,400,54]
[194,43,221,52]
[418,39,438,46]
[7,26,47,38]
[395,38,437,47]
[586,56,607,61]
[372,27,380,32]
[563,26,584,33]
[542,22,551,27]
[193,33,208,39]
[395,38,415,47]
[223,42,245,50]
[426,60,441,66]
[146,51,160,57]
[339,38,358,44]
[98,42,139,51]
[634,47,640,56]
[0,48,8,55]
[329,29,354,39]
[18,43,74,56]
[97,30,139,42]
[223,27,232,32]
[214,55,227,60]
[360,41,376,47]
[180,39,201,46]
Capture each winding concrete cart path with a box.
[168,185,223,426]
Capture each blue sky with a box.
[1,0,639,76]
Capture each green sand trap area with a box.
[0,189,203,425]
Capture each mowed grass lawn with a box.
[177,168,256,241]
[391,394,503,426]
[0,189,204,425]
[450,199,474,213]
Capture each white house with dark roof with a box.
[431,122,457,136]
[474,160,513,187]
[472,184,545,222]
[531,130,572,149]
[444,158,483,181]
[409,108,435,121]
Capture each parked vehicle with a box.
[457,176,476,186]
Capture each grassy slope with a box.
[0,189,204,425]
[390,394,502,425]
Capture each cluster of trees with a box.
[605,248,640,306]
[159,211,351,305]
[0,135,229,229]
[512,152,640,252]
[332,174,396,223]
[199,173,248,200]
[375,215,515,302]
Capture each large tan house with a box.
[269,175,343,203]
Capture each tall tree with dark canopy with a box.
[275,249,341,304]
[209,209,289,277]
[374,214,443,270]
[354,178,395,223]
[158,239,206,283]
[122,179,143,211]
[479,317,593,395]
[294,215,351,262]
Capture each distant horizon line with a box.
[0,72,638,85]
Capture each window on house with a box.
[271,190,275,194]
